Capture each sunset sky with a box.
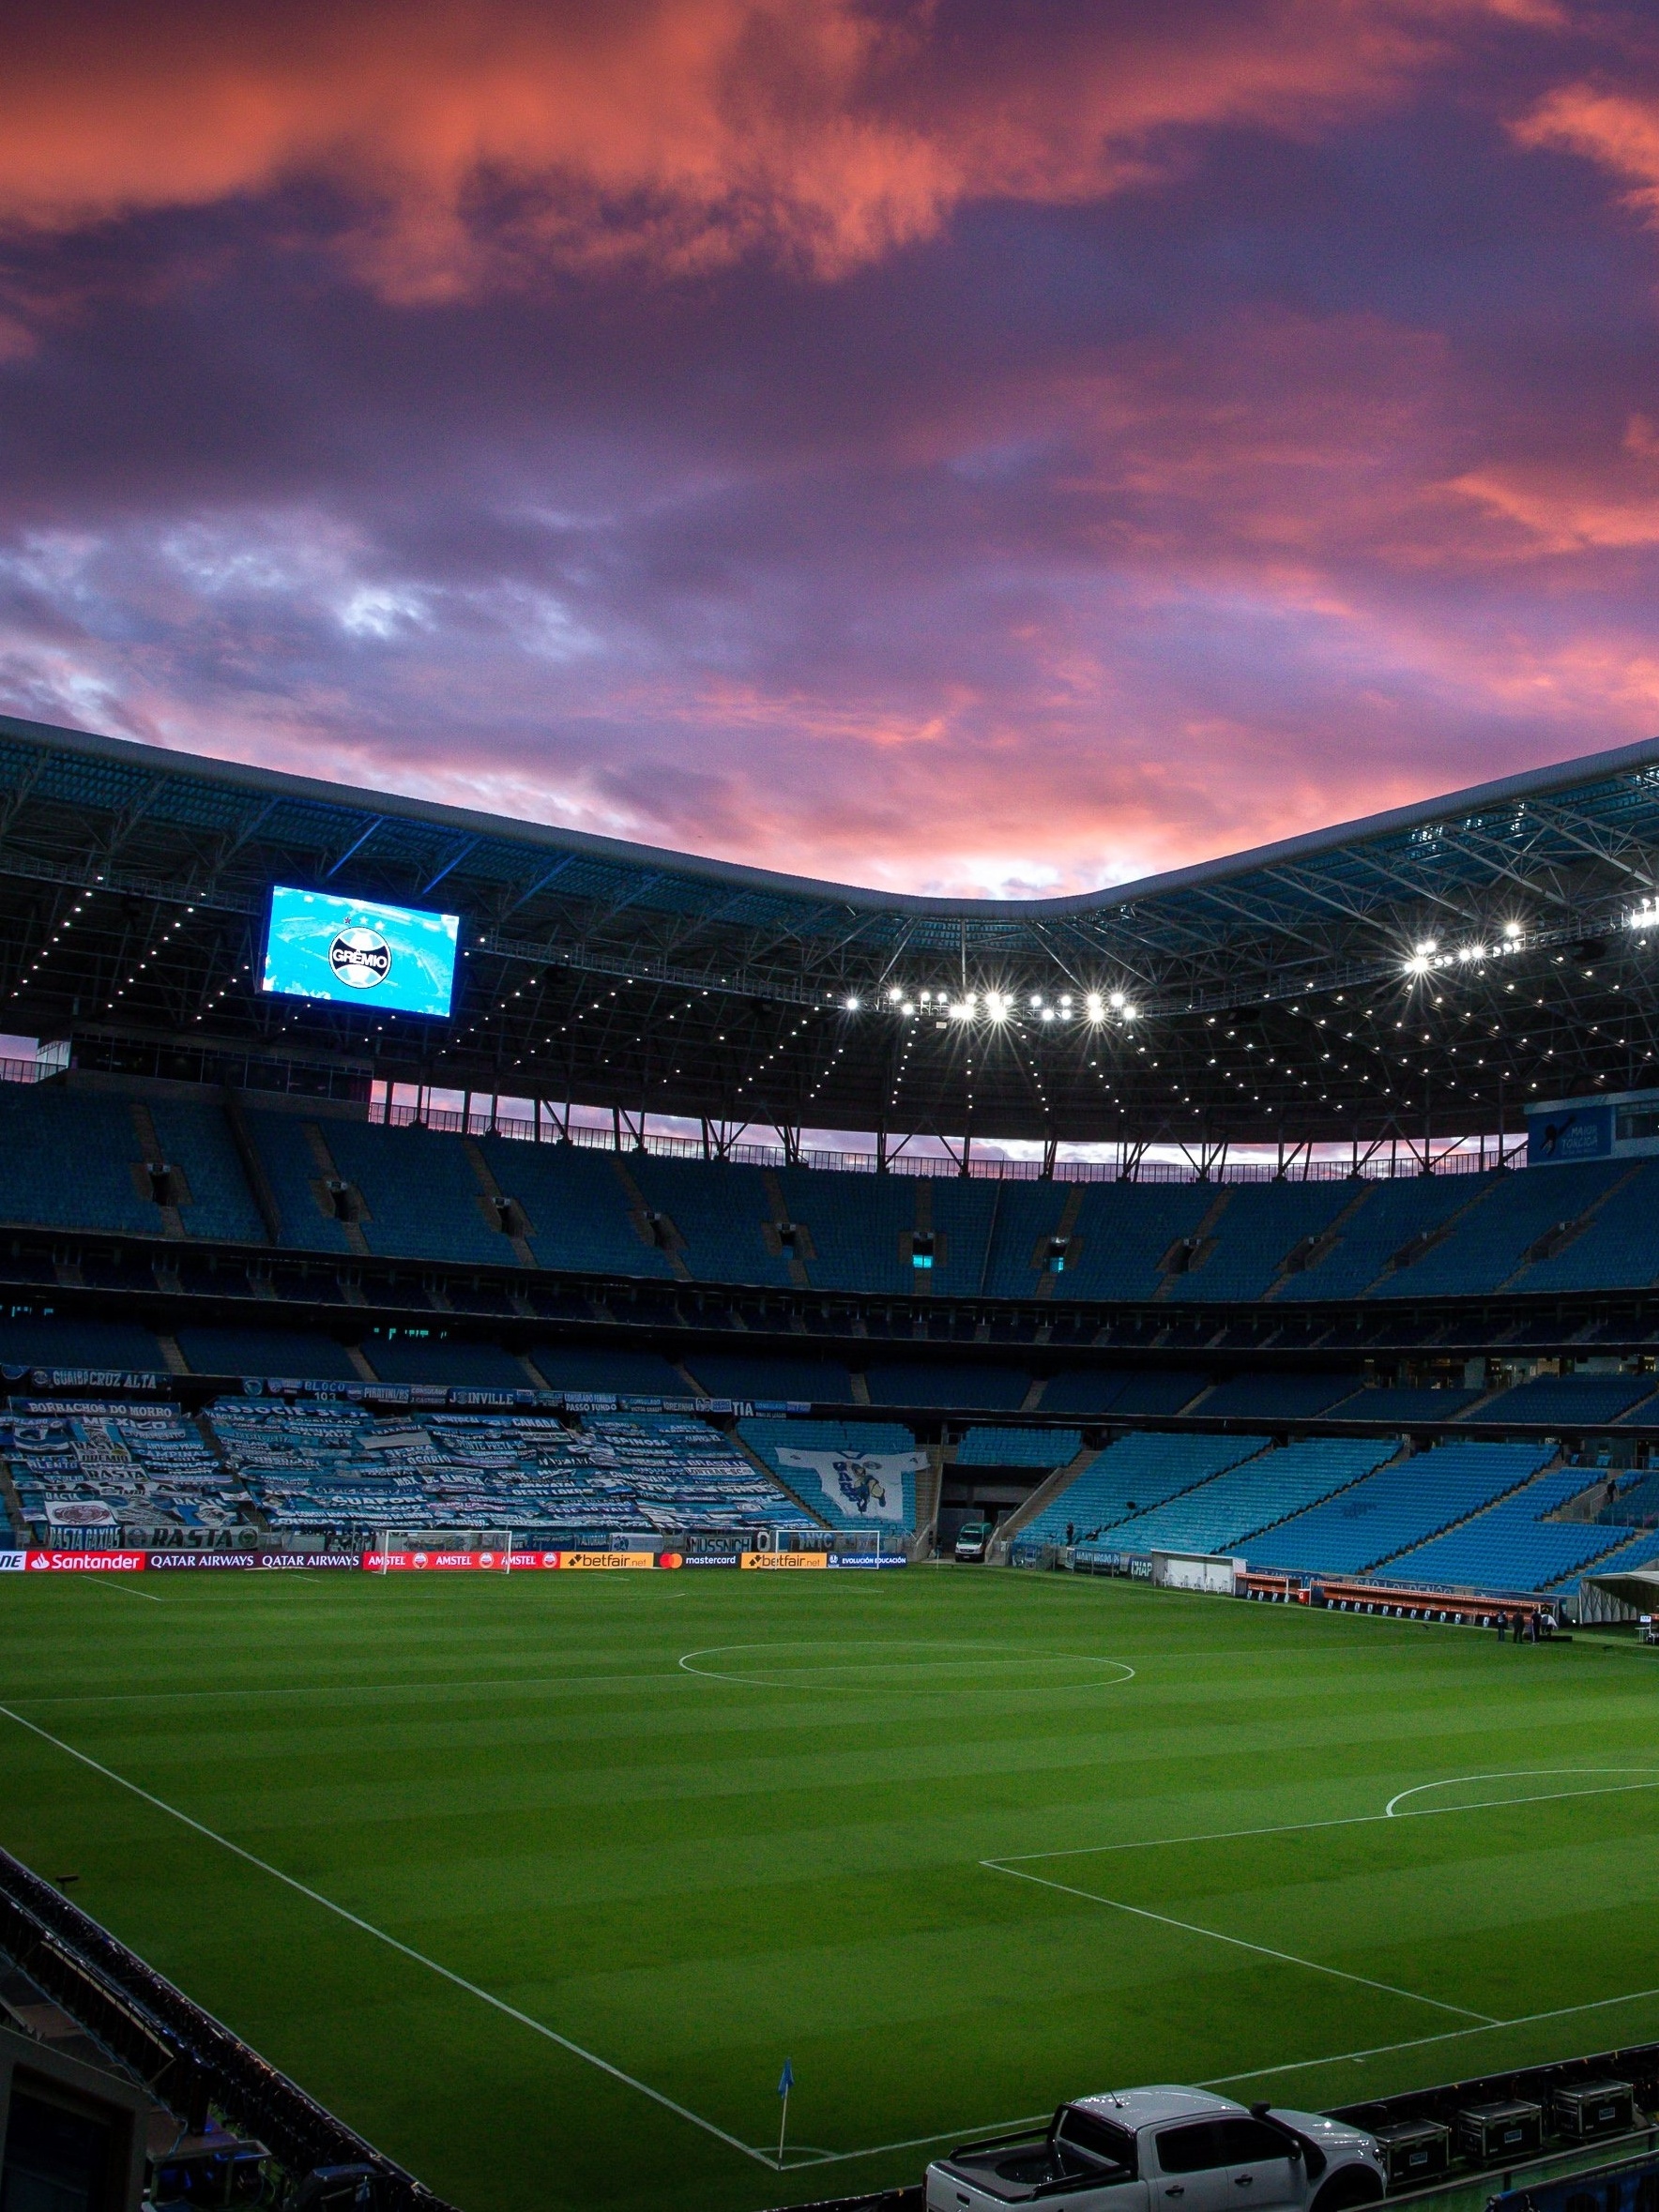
[5,0,1659,895]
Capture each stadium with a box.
[9,711,1659,2212]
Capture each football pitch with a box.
[5,1568,1659,2212]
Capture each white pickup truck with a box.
[926,2087,1386,2212]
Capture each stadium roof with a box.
[3,710,1659,1146]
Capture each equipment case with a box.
[1455,2100,1544,2161]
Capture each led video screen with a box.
[262,886,461,1018]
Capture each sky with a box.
[4,1,1659,899]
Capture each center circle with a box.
[677,1638,1136,1691]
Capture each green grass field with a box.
[4,1568,1659,2212]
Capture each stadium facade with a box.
[4,714,1659,1600]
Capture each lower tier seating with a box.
[1249,1441,1553,1575]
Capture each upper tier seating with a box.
[738,1417,919,1529]
[1375,1162,1630,1298]
[1275,1174,1483,1300]
[1022,1431,1269,1546]
[1110,1436,1396,1556]
[474,1138,675,1277]
[323,1122,510,1265]
[678,1352,854,1402]
[955,1425,1083,1468]
[628,1158,796,1288]
[1386,1467,1635,1591]
[1474,1372,1658,1426]
[1164,1184,1356,1303]
[8,1079,1659,1308]
[1193,1371,1364,1419]
[1250,1440,1553,1575]
[0,1088,173,1237]
[1506,1159,1659,1294]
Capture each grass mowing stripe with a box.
[982,1859,1499,2023]
[0,1702,772,2171]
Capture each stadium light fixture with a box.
[886,986,902,1002]
[844,996,860,1011]
[984,991,1010,1020]
[1109,991,1126,1009]
[1085,992,1103,1019]
[1629,902,1659,932]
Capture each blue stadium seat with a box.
[478,1139,676,1277]
[0,1087,162,1236]
[678,1352,853,1402]
[1112,1437,1395,1556]
[175,1326,360,1380]
[1275,1174,1490,1300]
[1022,1431,1271,1546]
[146,1100,267,1242]
[364,1335,532,1387]
[1387,1466,1636,1591]
[955,1426,1083,1468]
[1251,1440,1551,1575]
[1164,1185,1355,1303]
[629,1157,795,1287]
[1039,1369,1207,1416]
[530,1344,688,1394]
[1473,1372,1655,1426]
[1194,1371,1365,1419]
[1377,1163,1628,1298]
[863,1360,1029,1409]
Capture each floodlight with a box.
[1085,992,1103,1018]
[1109,991,1125,1008]
[900,1001,915,1016]
[886,986,902,1001]
[1414,938,1438,956]
[844,996,860,1011]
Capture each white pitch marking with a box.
[995,1769,1659,1866]
[677,1639,1135,1691]
[66,1574,164,1603]
[984,1860,1498,2023]
[1203,1981,1659,2091]
[1384,1768,1659,1817]
[0,1704,772,2169]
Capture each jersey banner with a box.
[774,1447,924,1524]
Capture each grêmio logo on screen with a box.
[329,926,392,990]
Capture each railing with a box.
[0,1845,457,2211]
[366,1096,1528,1182]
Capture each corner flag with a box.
[777,2058,794,2164]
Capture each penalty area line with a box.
[0,1704,771,2171]
[1202,1981,1659,2091]
[983,1861,1498,2025]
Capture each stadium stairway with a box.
[987,1440,1102,1559]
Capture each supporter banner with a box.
[774,1447,924,1525]
[741,1552,830,1570]
[44,1502,119,1530]
[11,1400,173,1417]
[24,1552,146,1571]
[24,1370,163,1392]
